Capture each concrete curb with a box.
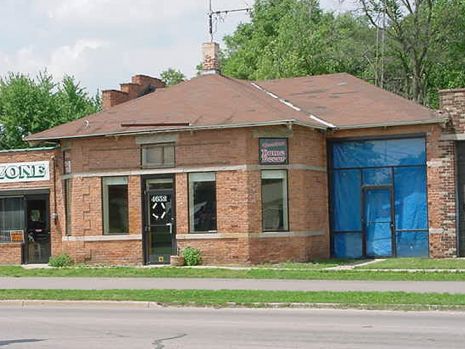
[1,299,465,312]
[0,299,163,308]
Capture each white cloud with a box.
[0,47,43,75]
[48,39,107,77]
[0,0,356,93]
[38,0,201,26]
[0,39,106,87]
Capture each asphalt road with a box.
[2,277,465,293]
[1,305,465,348]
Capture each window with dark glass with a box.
[63,150,72,174]
[103,177,128,234]
[261,170,288,231]
[65,179,72,236]
[0,197,24,242]
[142,143,175,168]
[189,173,217,232]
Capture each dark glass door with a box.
[457,142,465,256]
[145,189,174,264]
[364,188,394,258]
[25,196,50,264]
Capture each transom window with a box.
[141,143,175,168]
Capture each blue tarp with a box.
[394,167,428,230]
[365,189,392,257]
[363,168,392,186]
[333,232,363,258]
[396,231,429,257]
[331,169,361,232]
[330,138,428,258]
[332,138,426,169]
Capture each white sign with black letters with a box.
[0,161,50,183]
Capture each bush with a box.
[182,247,202,266]
[49,253,74,268]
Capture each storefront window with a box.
[142,143,175,168]
[103,177,128,234]
[0,197,24,242]
[189,172,216,232]
[330,137,428,258]
[261,170,288,231]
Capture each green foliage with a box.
[160,68,186,87]
[48,253,74,268]
[424,0,465,107]
[0,71,100,150]
[182,247,202,266]
[221,0,465,108]
[222,0,377,81]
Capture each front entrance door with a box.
[363,188,394,258]
[457,142,465,256]
[24,195,50,264]
[144,177,175,264]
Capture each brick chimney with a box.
[102,74,166,110]
[439,88,465,132]
[201,42,220,75]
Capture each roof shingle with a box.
[26,73,441,142]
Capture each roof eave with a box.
[334,117,447,130]
[25,119,327,142]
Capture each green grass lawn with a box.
[254,259,358,269]
[1,289,465,310]
[3,265,465,281]
[358,258,465,270]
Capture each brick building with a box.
[0,43,464,265]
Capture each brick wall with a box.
[0,125,329,265]
[431,88,465,257]
[0,243,22,264]
[249,235,328,264]
[426,125,457,257]
[176,126,329,264]
[0,149,58,264]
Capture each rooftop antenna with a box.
[208,0,252,42]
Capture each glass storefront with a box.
[330,137,429,258]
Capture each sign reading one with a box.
[0,161,50,183]
[259,138,288,165]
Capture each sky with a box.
[0,0,356,94]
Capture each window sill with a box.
[0,242,23,246]
[256,231,325,238]
[142,164,175,169]
[189,231,217,234]
[62,234,142,242]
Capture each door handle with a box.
[166,222,173,235]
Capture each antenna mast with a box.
[208,0,252,42]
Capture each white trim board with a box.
[176,231,325,240]
[62,163,326,179]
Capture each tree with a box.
[220,0,465,107]
[0,72,100,150]
[360,0,444,104]
[160,68,186,87]
[222,0,377,81]
[424,0,465,106]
